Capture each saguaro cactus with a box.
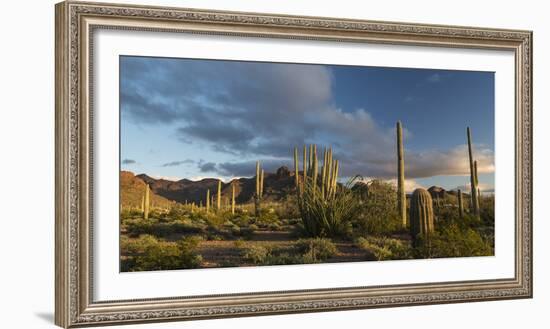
[217,180,222,211]
[255,161,262,217]
[409,188,434,245]
[206,189,210,213]
[231,183,236,215]
[143,184,150,220]
[396,121,406,227]
[458,189,464,219]
[260,169,265,198]
[293,147,299,188]
[467,127,480,218]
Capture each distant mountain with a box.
[120,171,174,208]
[125,166,297,206]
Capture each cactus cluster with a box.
[293,144,340,200]
[409,188,435,245]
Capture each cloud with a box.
[161,159,194,167]
[122,159,136,165]
[452,182,494,194]
[121,57,494,180]
[198,161,217,173]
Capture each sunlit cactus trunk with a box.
[143,184,150,220]
[409,188,434,246]
[467,127,480,218]
[458,189,464,218]
[231,183,236,215]
[312,145,318,198]
[396,121,407,227]
[255,161,262,217]
[206,189,210,213]
[217,180,222,211]
[293,147,299,188]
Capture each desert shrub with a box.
[353,180,402,236]
[230,225,241,236]
[268,222,282,231]
[298,178,360,238]
[479,194,495,226]
[121,235,203,271]
[355,236,412,261]
[295,238,337,262]
[248,224,259,231]
[415,223,493,258]
[242,245,270,264]
[120,208,143,221]
[125,219,206,237]
[257,208,279,223]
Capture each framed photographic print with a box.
[55,1,532,327]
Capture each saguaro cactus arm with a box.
[467,127,480,217]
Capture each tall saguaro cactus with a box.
[396,121,406,227]
[231,183,236,215]
[409,188,434,246]
[458,189,464,219]
[217,180,222,211]
[143,184,150,220]
[255,161,262,217]
[293,147,299,188]
[467,127,480,218]
[206,189,210,213]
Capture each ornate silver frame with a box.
[55,1,533,327]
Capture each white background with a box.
[0,0,546,328]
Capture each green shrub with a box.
[121,235,203,271]
[295,238,337,262]
[415,223,493,258]
[355,236,412,261]
[353,180,402,236]
[268,222,282,231]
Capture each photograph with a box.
[119,56,495,272]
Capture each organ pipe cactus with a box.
[397,121,407,227]
[143,184,150,220]
[409,188,434,246]
[467,127,480,218]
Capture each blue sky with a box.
[120,56,494,192]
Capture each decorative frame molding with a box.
[55,1,532,327]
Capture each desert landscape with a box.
[120,124,494,272]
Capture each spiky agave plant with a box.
[295,144,359,237]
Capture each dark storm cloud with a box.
[122,159,136,165]
[161,159,194,167]
[120,56,494,179]
[198,161,217,173]
[216,159,292,177]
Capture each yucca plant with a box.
[294,144,359,237]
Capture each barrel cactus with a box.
[409,188,434,245]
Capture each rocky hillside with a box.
[120,171,174,208]
[123,166,297,206]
